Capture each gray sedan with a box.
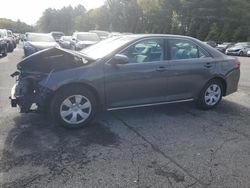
[10,34,240,128]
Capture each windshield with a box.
[27,34,55,42]
[76,33,100,41]
[51,33,64,40]
[79,36,136,60]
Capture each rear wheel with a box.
[2,46,7,56]
[239,51,243,56]
[51,87,97,128]
[197,79,223,110]
[8,44,13,52]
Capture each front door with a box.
[104,38,169,108]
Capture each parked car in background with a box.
[108,32,123,37]
[50,31,65,42]
[72,32,100,50]
[10,34,240,128]
[58,36,73,49]
[225,42,250,56]
[89,30,110,40]
[215,43,234,53]
[247,50,250,57]
[13,33,20,44]
[0,33,8,57]
[23,32,58,57]
[0,29,15,52]
[205,41,217,48]
[7,30,16,49]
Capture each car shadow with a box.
[1,99,249,186]
[0,112,120,187]
[0,55,7,59]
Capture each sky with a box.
[0,0,105,25]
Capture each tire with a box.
[51,87,97,128]
[2,46,7,56]
[239,51,243,56]
[197,79,223,110]
[8,44,13,52]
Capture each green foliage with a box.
[0,18,34,33]
[36,0,250,41]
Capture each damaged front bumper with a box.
[10,72,52,113]
[10,83,18,107]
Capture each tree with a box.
[35,0,250,41]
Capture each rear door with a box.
[165,38,215,101]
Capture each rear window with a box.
[169,39,210,60]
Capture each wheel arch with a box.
[50,82,102,108]
[207,77,227,96]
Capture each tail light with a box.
[235,59,240,68]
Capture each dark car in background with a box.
[205,41,217,48]
[216,43,235,53]
[51,32,65,42]
[7,30,16,49]
[0,29,15,52]
[58,36,73,49]
[10,34,240,128]
[225,42,250,56]
[23,33,58,57]
[13,33,20,44]
[71,32,100,50]
[0,33,8,57]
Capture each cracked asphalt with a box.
[0,45,250,188]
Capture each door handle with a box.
[204,63,212,68]
[156,66,167,72]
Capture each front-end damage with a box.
[10,47,91,113]
[10,70,52,113]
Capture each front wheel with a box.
[197,79,223,110]
[51,87,97,128]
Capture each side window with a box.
[121,39,165,64]
[169,39,210,60]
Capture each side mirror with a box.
[111,54,129,65]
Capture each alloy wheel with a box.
[204,84,221,106]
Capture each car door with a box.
[104,38,169,108]
[166,38,215,101]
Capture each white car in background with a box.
[72,32,100,51]
[225,42,250,56]
[247,50,250,57]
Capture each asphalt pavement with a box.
[0,45,250,188]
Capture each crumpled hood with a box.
[17,48,91,74]
[27,41,58,50]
